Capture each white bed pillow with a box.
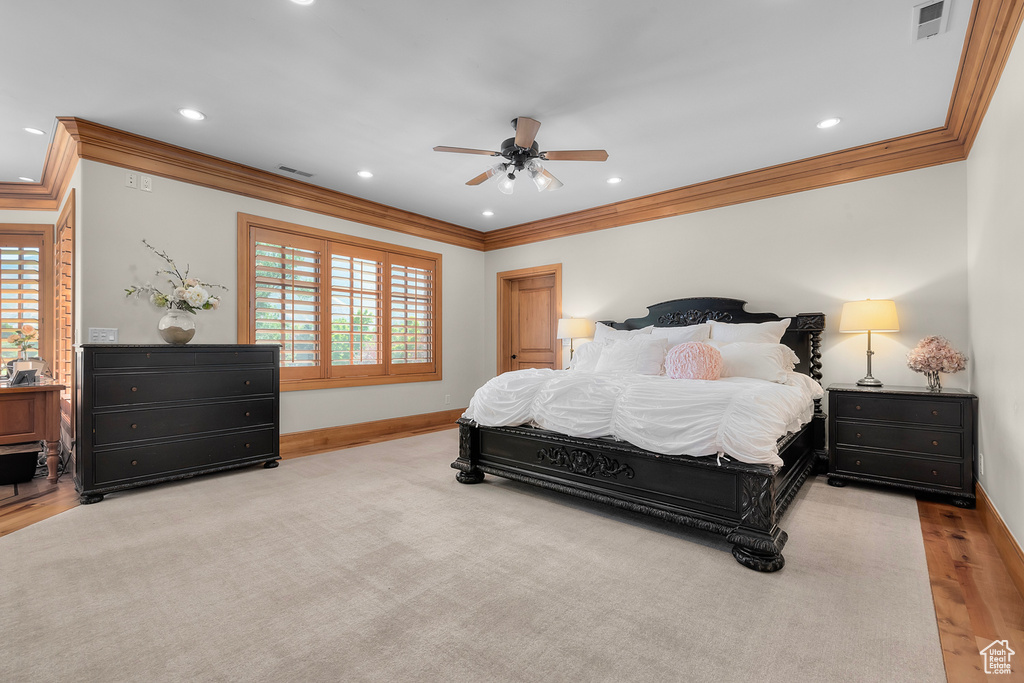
[592,322,654,343]
[708,341,799,383]
[593,336,669,375]
[709,318,791,344]
[649,323,711,346]
[569,341,605,372]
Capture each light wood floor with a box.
[2,472,1021,680]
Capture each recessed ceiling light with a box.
[482,210,494,217]
[607,177,623,184]
[18,177,34,182]
[23,127,45,135]
[357,170,373,178]
[178,108,206,121]
[291,0,315,4]
[816,117,841,129]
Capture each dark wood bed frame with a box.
[452,297,826,572]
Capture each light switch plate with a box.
[88,328,119,343]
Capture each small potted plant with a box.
[907,335,967,392]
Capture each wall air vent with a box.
[913,0,950,41]
[276,165,314,178]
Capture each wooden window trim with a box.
[237,213,442,391]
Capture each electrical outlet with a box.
[444,394,451,405]
[88,328,119,343]
[140,175,153,192]
[979,452,985,476]
[125,171,138,189]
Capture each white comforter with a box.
[463,370,824,466]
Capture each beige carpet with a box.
[1,429,944,682]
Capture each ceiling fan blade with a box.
[433,146,500,156]
[466,170,494,186]
[540,168,563,191]
[542,150,609,162]
[514,117,541,149]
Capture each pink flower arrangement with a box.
[907,336,967,374]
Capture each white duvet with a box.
[463,370,824,466]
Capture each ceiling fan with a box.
[433,117,608,194]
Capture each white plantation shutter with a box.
[252,228,322,379]
[0,234,43,366]
[330,245,385,377]
[389,254,435,373]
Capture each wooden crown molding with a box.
[481,0,1024,251]
[57,118,485,251]
[1,0,1020,249]
[0,123,79,211]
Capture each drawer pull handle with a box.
[131,386,138,392]
[131,460,138,466]
[855,460,861,466]
[245,411,251,417]
[932,470,939,476]
[131,424,138,429]
[244,380,251,386]
[855,433,862,438]
[245,443,251,448]
[932,410,939,416]
[932,440,939,446]
[855,405,861,411]
[146,353,151,358]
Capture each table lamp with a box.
[839,299,899,386]
[556,318,594,360]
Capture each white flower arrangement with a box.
[125,240,226,314]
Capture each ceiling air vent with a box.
[914,0,950,41]
[277,164,314,178]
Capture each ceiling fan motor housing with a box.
[500,137,540,171]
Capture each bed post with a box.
[795,313,827,468]
[452,418,485,484]
[727,471,788,572]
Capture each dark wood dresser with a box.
[827,383,977,507]
[75,344,280,504]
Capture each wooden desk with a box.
[0,382,65,482]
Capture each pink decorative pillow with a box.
[665,342,723,380]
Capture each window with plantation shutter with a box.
[239,214,441,390]
[1,227,53,370]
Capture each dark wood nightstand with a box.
[827,383,977,507]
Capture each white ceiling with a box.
[2,0,971,231]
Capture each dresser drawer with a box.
[833,448,962,489]
[92,398,276,446]
[91,428,277,485]
[834,422,962,458]
[93,368,275,407]
[196,348,277,366]
[835,394,962,428]
[93,351,197,369]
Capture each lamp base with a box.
[856,376,883,387]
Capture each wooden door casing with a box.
[497,264,561,375]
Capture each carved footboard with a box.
[452,417,818,572]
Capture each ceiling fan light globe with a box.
[497,175,515,195]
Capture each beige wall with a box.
[484,162,970,393]
[966,27,1024,545]
[74,160,486,434]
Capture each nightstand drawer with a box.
[834,448,962,489]
[834,422,962,458]
[835,394,962,428]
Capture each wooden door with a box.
[497,265,561,374]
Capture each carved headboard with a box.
[600,297,824,384]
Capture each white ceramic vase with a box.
[158,308,196,345]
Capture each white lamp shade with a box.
[839,299,899,333]
[556,318,594,340]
